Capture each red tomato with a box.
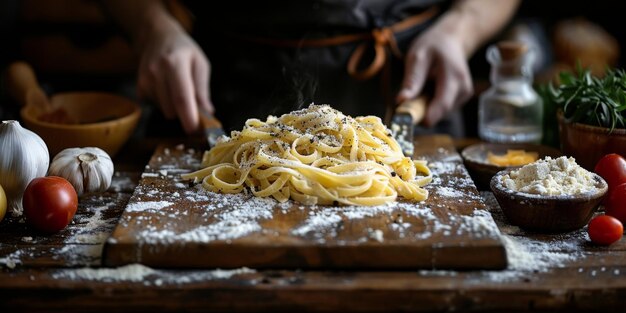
[605,183,626,224]
[588,215,623,246]
[594,153,626,191]
[23,176,78,233]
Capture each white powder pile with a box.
[54,264,156,282]
[415,192,588,282]
[67,206,114,244]
[54,204,121,266]
[478,191,586,282]
[428,161,461,177]
[125,201,175,213]
[292,210,342,237]
[0,250,23,269]
[501,156,597,196]
[458,209,502,238]
[427,160,480,202]
[368,229,384,242]
[502,235,581,272]
[288,200,499,242]
[134,186,277,244]
[52,264,256,285]
[482,234,584,282]
[434,186,465,198]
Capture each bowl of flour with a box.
[490,156,608,232]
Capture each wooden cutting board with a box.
[103,135,506,270]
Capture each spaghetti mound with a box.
[182,104,431,206]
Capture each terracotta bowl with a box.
[490,168,608,232]
[558,111,626,171]
[462,142,562,190]
[20,92,141,157]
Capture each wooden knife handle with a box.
[199,107,223,129]
[396,96,427,124]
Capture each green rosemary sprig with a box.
[546,67,626,131]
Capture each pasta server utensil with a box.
[390,96,427,157]
[199,107,226,148]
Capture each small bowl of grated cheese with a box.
[490,156,608,232]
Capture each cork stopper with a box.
[497,41,528,61]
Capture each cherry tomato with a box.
[594,153,626,191]
[588,215,623,246]
[605,182,626,224]
[23,176,78,233]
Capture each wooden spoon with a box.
[6,62,77,124]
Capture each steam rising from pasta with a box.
[181,104,431,206]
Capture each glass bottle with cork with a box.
[478,41,543,143]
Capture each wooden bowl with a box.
[20,92,141,157]
[558,110,626,171]
[6,62,141,158]
[490,168,608,232]
[461,142,562,190]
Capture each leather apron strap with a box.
[232,6,440,80]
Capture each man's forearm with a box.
[435,0,521,57]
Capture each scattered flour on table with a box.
[501,235,580,272]
[475,192,585,282]
[417,192,588,282]
[0,250,23,269]
[427,160,480,201]
[292,210,342,237]
[132,185,277,244]
[52,264,256,285]
[2,150,595,286]
[125,201,174,212]
[434,186,465,198]
[1,183,128,268]
[478,232,585,283]
[54,203,121,266]
[368,228,384,242]
[1,206,117,267]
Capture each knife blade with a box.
[390,96,427,157]
[199,107,226,148]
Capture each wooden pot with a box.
[557,110,626,171]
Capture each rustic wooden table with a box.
[1,137,625,312]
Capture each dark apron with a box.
[185,0,453,132]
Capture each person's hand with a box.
[396,16,474,127]
[136,19,213,134]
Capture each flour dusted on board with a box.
[501,156,597,196]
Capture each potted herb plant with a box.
[544,68,626,170]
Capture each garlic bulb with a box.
[48,147,114,195]
[0,120,49,216]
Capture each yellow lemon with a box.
[0,184,6,222]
